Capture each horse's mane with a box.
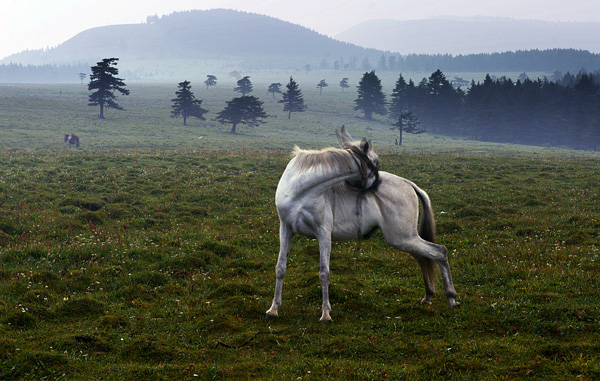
[290,145,355,174]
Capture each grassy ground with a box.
[0,82,599,379]
[0,149,598,379]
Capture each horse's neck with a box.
[278,154,360,200]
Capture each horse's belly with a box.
[277,192,379,241]
[331,220,378,240]
[330,228,360,241]
[330,204,379,241]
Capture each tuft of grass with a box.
[121,336,178,362]
[4,311,38,330]
[53,298,105,319]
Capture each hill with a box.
[2,10,600,82]
[2,9,379,68]
[335,16,600,55]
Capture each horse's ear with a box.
[336,125,353,148]
[360,138,371,153]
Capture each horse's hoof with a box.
[265,311,278,320]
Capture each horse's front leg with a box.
[317,232,332,321]
[266,223,293,318]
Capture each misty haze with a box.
[0,6,599,380]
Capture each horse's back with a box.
[372,171,421,206]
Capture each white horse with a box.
[266,126,459,321]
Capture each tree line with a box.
[383,69,600,150]
[85,58,600,150]
[0,63,90,83]
[363,49,600,74]
[3,48,600,83]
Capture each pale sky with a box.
[2,0,600,60]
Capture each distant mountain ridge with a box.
[2,9,379,66]
[335,17,600,55]
[2,10,600,82]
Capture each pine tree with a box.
[88,58,129,119]
[339,78,349,92]
[171,80,208,126]
[234,76,253,96]
[377,54,387,71]
[279,77,307,119]
[216,96,267,134]
[389,74,410,120]
[390,112,423,146]
[268,83,282,98]
[424,69,462,134]
[204,75,217,89]
[354,71,386,120]
[317,79,328,95]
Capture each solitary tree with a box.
[279,77,307,119]
[391,112,423,146]
[88,58,129,119]
[78,72,86,85]
[171,80,208,126]
[268,83,282,98]
[204,75,217,89]
[216,96,267,134]
[339,78,349,92]
[354,70,386,120]
[317,79,328,95]
[234,76,253,96]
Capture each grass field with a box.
[0,82,599,379]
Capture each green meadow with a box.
[0,81,599,379]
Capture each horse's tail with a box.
[410,182,438,293]
[410,183,436,243]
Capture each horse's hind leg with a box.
[414,240,459,308]
[414,257,436,305]
[266,224,293,318]
[437,251,460,308]
[394,238,460,308]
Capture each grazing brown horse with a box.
[64,134,80,147]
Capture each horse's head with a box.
[336,125,380,171]
[336,126,380,190]
[64,134,69,142]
